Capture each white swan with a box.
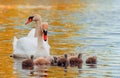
[12,14,50,58]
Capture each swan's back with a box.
[14,37,37,57]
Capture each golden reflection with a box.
[51,21,64,26]
[47,67,80,78]
[0,0,86,77]
[52,3,85,12]
[0,28,18,77]
[49,21,84,55]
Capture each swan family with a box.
[12,14,50,58]
[12,14,97,69]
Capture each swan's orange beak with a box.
[25,19,32,25]
[25,16,34,25]
[43,30,47,41]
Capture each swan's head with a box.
[25,14,42,25]
[41,22,48,41]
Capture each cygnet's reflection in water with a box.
[12,58,50,78]
[13,58,34,77]
[34,65,50,78]
[86,64,97,68]
[12,54,97,78]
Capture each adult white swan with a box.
[12,14,50,58]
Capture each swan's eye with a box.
[25,16,34,25]
[28,16,34,21]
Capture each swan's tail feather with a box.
[13,36,18,51]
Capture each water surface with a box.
[0,0,120,78]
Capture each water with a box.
[0,0,120,78]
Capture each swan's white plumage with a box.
[27,28,35,37]
[13,29,50,58]
[12,14,50,58]
[13,36,18,52]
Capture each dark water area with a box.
[0,0,120,78]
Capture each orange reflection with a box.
[0,0,86,77]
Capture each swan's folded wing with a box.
[27,28,35,37]
[13,36,18,51]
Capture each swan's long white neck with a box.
[35,21,41,37]
[35,20,43,48]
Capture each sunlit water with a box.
[0,0,120,78]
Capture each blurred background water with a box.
[0,0,120,78]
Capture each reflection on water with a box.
[0,0,120,78]
[13,58,82,78]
